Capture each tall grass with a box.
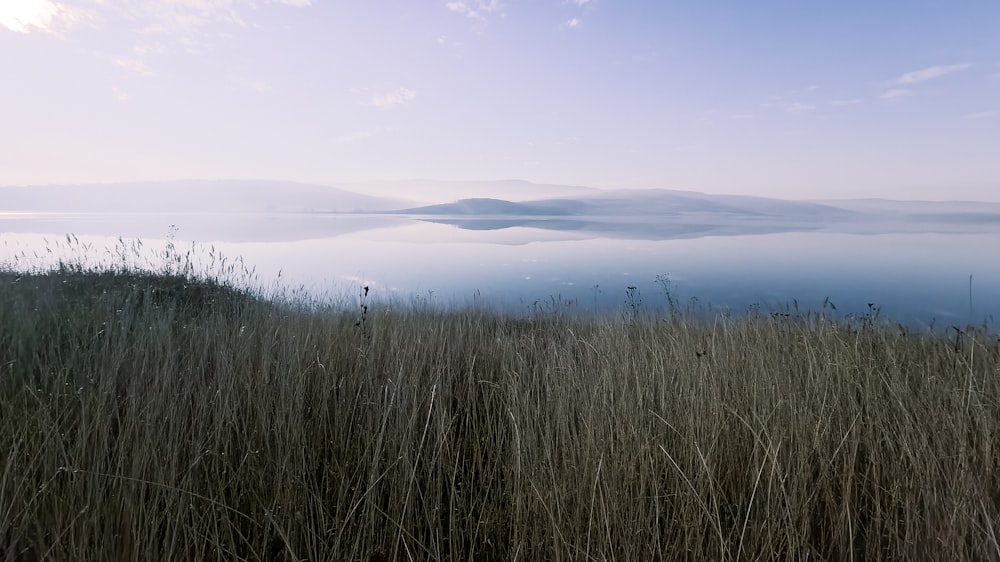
[1,242,999,561]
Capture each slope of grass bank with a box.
[2,266,999,561]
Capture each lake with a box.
[1,211,998,328]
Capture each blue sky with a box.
[2,1,999,200]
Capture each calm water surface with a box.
[2,213,998,327]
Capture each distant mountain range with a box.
[0,180,414,214]
[325,179,601,204]
[390,198,587,216]
[0,179,604,213]
[389,192,857,219]
[7,179,998,214]
[2,180,999,242]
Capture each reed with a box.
[2,246,999,561]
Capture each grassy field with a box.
[2,255,999,560]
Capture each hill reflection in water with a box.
[1,212,997,327]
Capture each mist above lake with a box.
[2,180,998,327]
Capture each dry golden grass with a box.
[2,255,999,560]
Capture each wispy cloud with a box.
[764,85,820,105]
[896,63,973,84]
[27,0,312,74]
[560,0,591,30]
[831,99,862,106]
[114,56,154,76]
[370,88,416,109]
[562,17,580,29]
[880,88,913,100]
[445,0,503,21]
[787,102,816,113]
[112,87,130,102]
[111,43,164,76]
[436,34,461,48]
[0,0,83,33]
[132,0,254,36]
[446,2,472,16]
[9,0,311,48]
[132,43,165,56]
[963,110,997,120]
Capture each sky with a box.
[1,0,999,201]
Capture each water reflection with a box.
[1,213,997,327]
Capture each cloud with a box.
[787,102,816,113]
[445,0,502,22]
[115,56,154,76]
[831,99,862,106]
[435,34,461,48]
[2,0,310,37]
[32,1,308,44]
[896,63,973,84]
[112,87,130,102]
[370,88,416,109]
[13,0,315,75]
[0,0,80,33]
[132,42,165,56]
[133,0,248,36]
[562,0,591,28]
[963,110,997,120]
[880,88,913,100]
[110,43,167,75]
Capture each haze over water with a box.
[2,190,998,328]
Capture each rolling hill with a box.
[0,180,414,214]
